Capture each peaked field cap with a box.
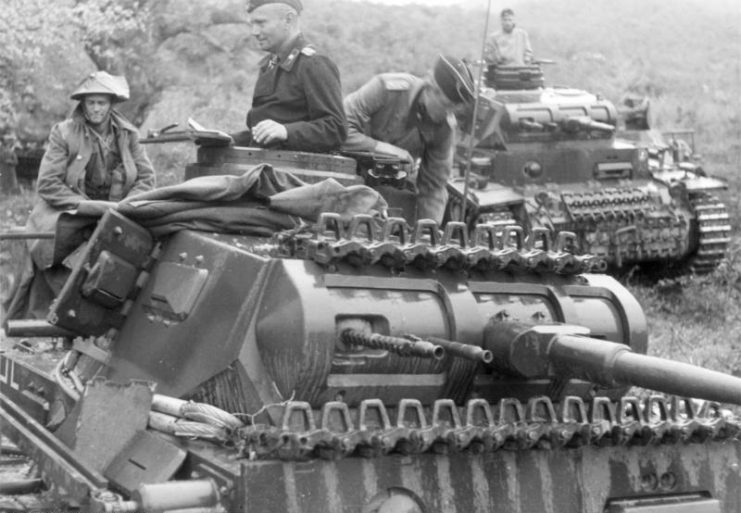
[247,0,303,13]
[70,71,130,102]
[433,55,475,105]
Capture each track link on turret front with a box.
[686,194,731,274]
[236,395,740,461]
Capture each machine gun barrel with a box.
[519,119,545,131]
[342,329,445,360]
[484,323,741,405]
[427,336,494,364]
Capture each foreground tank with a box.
[449,64,731,274]
[2,147,741,512]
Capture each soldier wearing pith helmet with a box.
[5,71,155,321]
[343,55,475,224]
[39,70,155,207]
[241,0,347,152]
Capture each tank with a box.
[448,64,731,274]
[2,146,741,513]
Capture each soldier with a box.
[5,71,155,321]
[484,8,534,67]
[239,0,346,152]
[342,55,475,224]
[0,133,19,193]
[34,71,155,214]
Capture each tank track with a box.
[686,193,731,274]
[237,395,740,461]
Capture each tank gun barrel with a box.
[562,116,615,134]
[550,335,741,404]
[484,323,741,405]
[342,329,445,360]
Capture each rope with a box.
[233,390,297,425]
[152,394,245,431]
[148,411,229,443]
[181,402,244,431]
[53,357,81,401]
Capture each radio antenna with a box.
[459,0,494,224]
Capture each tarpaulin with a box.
[4,164,388,322]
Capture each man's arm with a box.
[125,131,156,197]
[36,123,87,209]
[416,120,455,222]
[483,32,502,65]
[343,76,415,163]
[521,28,534,64]
[283,55,346,152]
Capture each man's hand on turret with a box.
[373,141,413,165]
[252,119,288,145]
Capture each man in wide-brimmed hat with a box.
[5,71,155,321]
[342,55,475,224]
[36,71,155,208]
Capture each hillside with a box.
[144,0,741,182]
[2,0,738,169]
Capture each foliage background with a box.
[1,0,741,375]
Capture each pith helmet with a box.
[70,71,130,102]
[433,55,475,105]
[247,0,303,13]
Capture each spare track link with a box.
[278,215,601,275]
[239,395,740,461]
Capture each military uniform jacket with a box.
[29,107,155,269]
[247,33,346,153]
[342,73,455,185]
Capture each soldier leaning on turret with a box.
[342,55,475,224]
[235,0,347,153]
[484,8,533,66]
[5,71,155,321]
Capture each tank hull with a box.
[236,445,741,513]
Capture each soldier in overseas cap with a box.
[241,0,347,152]
[5,71,155,321]
[342,55,474,223]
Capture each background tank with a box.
[448,64,731,274]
